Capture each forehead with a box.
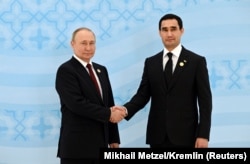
[161,19,179,28]
[75,30,95,41]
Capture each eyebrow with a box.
[162,26,177,29]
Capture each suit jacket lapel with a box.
[155,51,169,92]
[92,63,105,101]
[71,58,103,102]
[168,48,189,90]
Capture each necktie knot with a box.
[86,63,92,69]
[167,52,173,59]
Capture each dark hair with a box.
[158,14,183,30]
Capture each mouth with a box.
[166,39,174,42]
[84,53,93,56]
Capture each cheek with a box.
[74,48,82,53]
[159,33,165,38]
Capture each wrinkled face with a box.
[71,30,96,62]
[159,19,184,51]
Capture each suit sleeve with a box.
[196,57,212,140]
[124,58,151,120]
[55,64,111,123]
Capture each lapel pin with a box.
[97,69,101,73]
[179,62,184,67]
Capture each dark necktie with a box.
[165,52,173,86]
[86,63,101,96]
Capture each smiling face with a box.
[71,29,96,63]
[159,19,184,51]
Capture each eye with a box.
[170,27,177,31]
[161,28,168,32]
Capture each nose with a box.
[85,44,91,50]
[166,31,173,36]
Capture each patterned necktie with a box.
[86,63,101,96]
[164,52,173,87]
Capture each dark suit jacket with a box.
[55,57,120,159]
[124,46,212,146]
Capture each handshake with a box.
[109,105,127,123]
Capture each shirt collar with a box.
[73,54,92,67]
[163,44,182,58]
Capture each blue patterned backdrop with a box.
[0,0,250,163]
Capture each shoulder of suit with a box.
[146,51,163,60]
[182,47,205,59]
[92,62,105,68]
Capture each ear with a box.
[158,30,162,37]
[181,28,184,34]
[70,41,74,47]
